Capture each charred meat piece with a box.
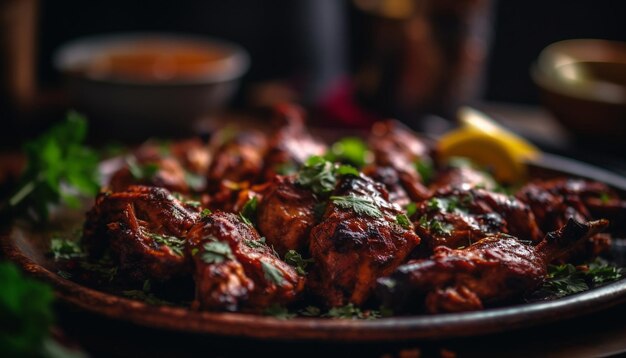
[109,156,191,194]
[429,165,497,193]
[412,188,543,254]
[262,103,326,179]
[363,166,413,208]
[368,120,431,202]
[378,219,608,313]
[516,178,623,261]
[187,212,304,311]
[207,129,268,188]
[517,178,626,234]
[309,174,421,307]
[256,175,319,255]
[82,185,200,281]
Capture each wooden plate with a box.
[2,153,626,342]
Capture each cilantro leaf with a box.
[406,202,417,217]
[0,261,54,356]
[296,156,337,195]
[6,111,100,221]
[330,195,383,218]
[396,214,411,229]
[587,260,623,284]
[415,158,435,184]
[418,215,453,236]
[261,260,285,285]
[126,156,159,180]
[263,304,295,319]
[146,232,186,256]
[200,208,212,218]
[49,238,85,260]
[200,239,234,264]
[324,137,371,168]
[239,197,258,226]
[284,250,314,275]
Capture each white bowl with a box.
[54,33,249,139]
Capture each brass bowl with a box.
[531,39,626,142]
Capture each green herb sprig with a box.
[330,195,383,218]
[284,250,314,275]
[296,156,359,196]
[6,111,100,222]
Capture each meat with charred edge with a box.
[411,187,543,255]
[256,174,319,256]
[82,185,200,281]
[368,120,431,202]
[516,178,625,261]
[187,211,304,311]
[378,219,608,314]
[309,173,421,307]
[207,129,268,188]
[262,103,327,180]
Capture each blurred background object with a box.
[532,39,626,144]
[54,33,249,139]
[0,0,625,147]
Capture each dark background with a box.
[35,0,626,105]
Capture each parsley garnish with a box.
[296,156,337,195]
[396,214,411,229]
[539,261,623,298]
[406,202,417,217]
[244,237,267,250]
[122,279,172,306]
[0,261,54,356]
[330,195,383,218]
[325,137,371,168]
[49,238,85,260]
[418,215,453,236]
[284,250,314,275]
[415,158,434,184]
[200,208,212,218]
[300,305,322,317]
[239,197,258,226]
[263,304,295,319]
[146,232,185,256]
[200,239,234,264]
[5,111,99,222]
[261,260,285,285]
[126,156,159,180]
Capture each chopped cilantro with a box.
[244,237,267,250]
[336,164,360,177]
[184,171,206,192]
[418,215,453,236]
[263,304,295,319]
[406,202,417,217]
[296,156,337,195]
[6,111,100,222]
[126,156,159,180]
[200,239,234,264]
[146,232,185,256]
[396,214,411,229]
[49,238,84,260]
[539,261,623,298]
[239,197,258,226]
[325,303,364,319]
[415,158,435,184]
[300,305,322,317]
[284,250,314,275]
[325,137,371,168]
[275,162,298,175]
[261,260,285,285]
[0,261,55,356]
[330,195,383,218]
[200,208,212,218]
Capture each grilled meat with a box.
[379,219,608,313]
[309,174,421,307]
[187,212,304,311]
[82,185,200,281]
[256,174,319,255]
[411,187,543,255]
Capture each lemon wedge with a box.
[438,107,541,184]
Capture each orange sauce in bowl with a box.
[85,41,231,82]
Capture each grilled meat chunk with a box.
[379,219,608,313]
[309,174,421,307]
[82,185,200,281]
[429,165,497,192]
[262,103,326,179]
[207,129,268,188]
[368,120,431,202]
[412,188,543,254]
[256,175,319,255]
[187,212,304,311]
